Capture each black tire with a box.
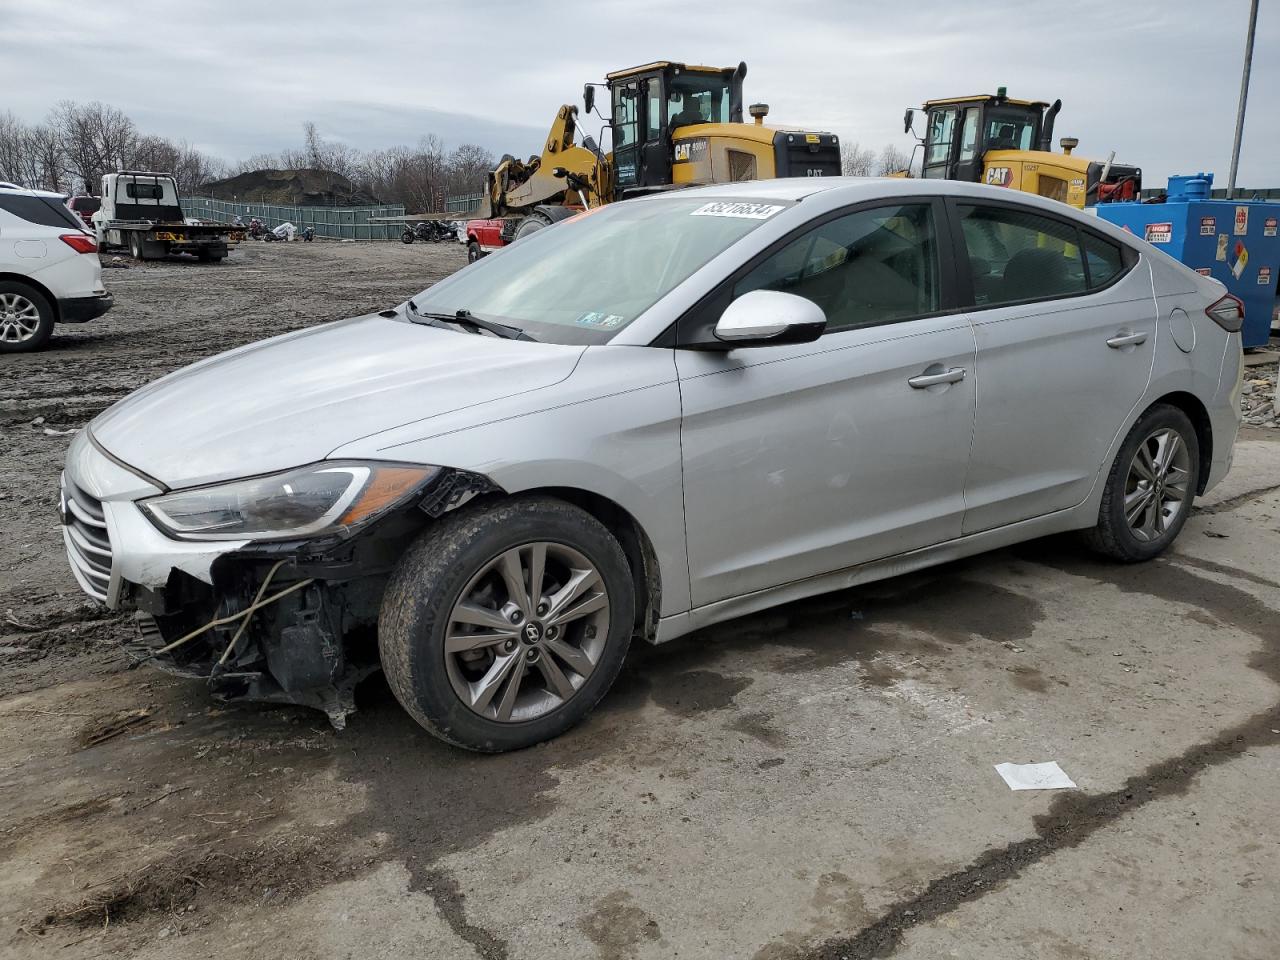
[512,212,553,242]
[0,280,56,353]
[467,240,482,263]
[128,232,144,259]
[379,496,635,752]
[401,230,415,244]
[1084,403,1200,562]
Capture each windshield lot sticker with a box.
[1234,205,1249,235]
[1215,234,1229,261]
[1265,217,1278,237]
[691,202,784,220]
[575,312,626,328]
[1145,222,1173,244]
[1259,266,1273,286]
[1199,216,1216,236]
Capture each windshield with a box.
[668,74,732,126]
[411,196,789,345]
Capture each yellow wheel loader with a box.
[904,89,1141,208]
[478,60,841,240]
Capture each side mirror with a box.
[712,290,825,347]
[583,84,595,115]
[903,108,915,135]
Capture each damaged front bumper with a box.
[60,429,495,728]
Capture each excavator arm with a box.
[476,105,611,219]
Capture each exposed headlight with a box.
[140,461,439,541]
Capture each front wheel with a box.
[1085,404,1199,562]
[379,497,634,752]
[466,240,482,263]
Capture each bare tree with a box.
[876,144,911,177]
[50,100,139,191]
[840,141,876,177]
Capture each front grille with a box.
[61,473,112,602]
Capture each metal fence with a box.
[446,194,484,214]
[182,196,408,240]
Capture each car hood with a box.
[91,313,585,488]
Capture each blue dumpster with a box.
[1095,173,1279,347]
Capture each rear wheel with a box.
[0,282,55,353]
[379,497,634,752]
[401,229,415,244]
[467,240,482,263]
[1085,404,1199,561]
[512,212,554,242]
[128,232,144,259]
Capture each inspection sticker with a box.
[691,201,784,219]
[1265,217,1278,238]
[575,312,627,328]
[1145,222,1173,244]
[1199,216,1216,236]
[1260,266,1273,286]
[1235,205,1249,235]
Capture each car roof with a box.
[664,176,1118,227]
[0,183,68,200]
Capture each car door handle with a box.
[907,367,966,389]
[1106,331,1148,348]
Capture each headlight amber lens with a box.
[141,462,437,541]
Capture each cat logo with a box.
[985,167,1013,187]
[674,142,692,163]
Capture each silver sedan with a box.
[61,178,1243,751]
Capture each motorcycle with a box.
[400,220,458,244]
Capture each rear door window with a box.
[1082,232,1126,288]
[956,203,1088,307]
[0,194,84,230]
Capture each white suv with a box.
[0,185,113,352]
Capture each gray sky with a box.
[3,0,1276,187]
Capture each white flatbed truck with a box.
[92,171,243,261]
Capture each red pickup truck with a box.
[463,218,515,262]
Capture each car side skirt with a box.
[653,503,1089,645]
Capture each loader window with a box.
[669,75,731,125]
[958,108,981,162]
[923,108,957,177]
[984,111,1037,151]
[613,85,639,148]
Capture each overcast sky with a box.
[3,0,1276,188]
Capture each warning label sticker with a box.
[1195,267,1212,276]
[1234,205,1249,236]
[1145,222,1173,244]
[691,201,784,220]
[1199,216,1216,236]
[1231,241,1249,280]
[1260,266,1274,286]
[1265,217,1278,238]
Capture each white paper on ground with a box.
[994,761,1077,791]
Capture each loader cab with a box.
[913,91,1055,183]
[604,60,745,193]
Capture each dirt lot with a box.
[1,241,1279,960]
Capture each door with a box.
[953,200,1156,533]
[612,81,642,190]
[677,200,977,608]
[921,107,958,180]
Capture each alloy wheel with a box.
[444,541,610,723]
[1124,428,1191,542]
[0,292,41,344]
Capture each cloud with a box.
[2,0,1276,186]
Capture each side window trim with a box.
[666,196,963,348]
[944,196,1139,313]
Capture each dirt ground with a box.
[1,241,1279,960]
